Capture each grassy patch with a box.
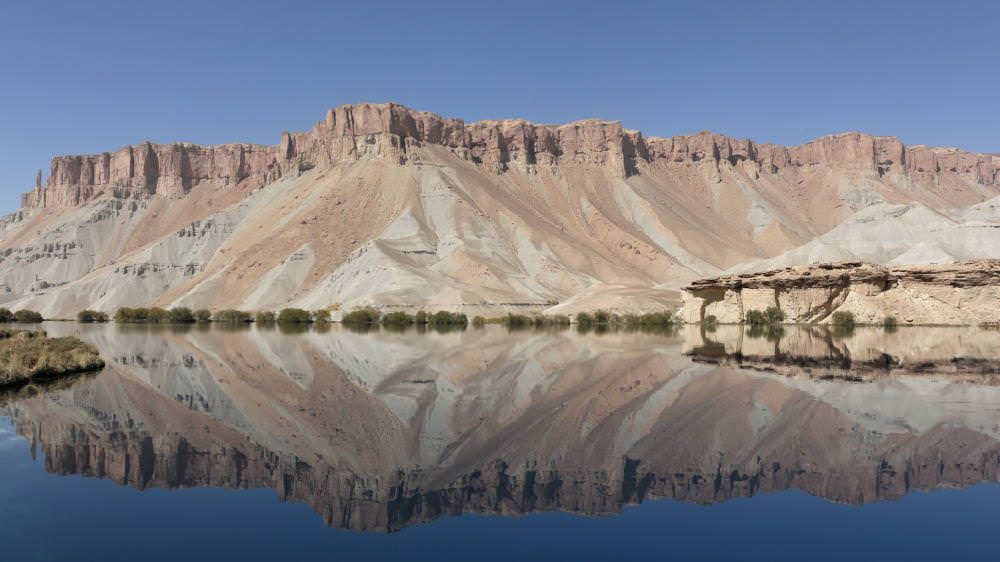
[0,330,104,388]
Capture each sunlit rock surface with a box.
[2,103,999,318]
[682,261,1000,325]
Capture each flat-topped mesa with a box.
[281,103,647,175]
[21,102,1000,209]
[682,260,1000,325]
[23,142,283,208]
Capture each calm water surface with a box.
[1,323,999,561]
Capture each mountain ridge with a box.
[21,102,998,210]
[2,102,998,318]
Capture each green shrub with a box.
[504,314,531,328]
[168,307,195,323]
[77,309,108,323]
[638,311,676,327]
[214,309,253,324]
[703,314,718,331]
[255,311,276,324]
[313,309,331,324]
[429,311,468,326]
[276,308,313,324]
[472,316,486,327]
[745,307,783,325]
[414,310,428,325]
[593,310,611,325]
[382,311,415,327]
[0,308,14,322]
[882,316,898,331]
[764,306,785,324]
[194,309,212,323]
[831,311,855,327]
[744,309,765,325]
[147,307,170,323]
[576,312,594,327]
[13,309,43,323]
[341,308,380,325]
[115,307,170,323]
[114,307,144,323]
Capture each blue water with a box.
[3,325,1000,561]
[1,414,997,561]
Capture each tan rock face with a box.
[24,142,282,208]
[21,103,1000,211]
[3,102,999,318]
[682,261,1000,325]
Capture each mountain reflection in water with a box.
[2,323,1000,532]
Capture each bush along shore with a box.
[92,306,686,333]
[105,306,339,325]
[0,308,44,323]
[0,329,105,389]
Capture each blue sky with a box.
[1,0,997,213]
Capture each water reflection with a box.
[2,324,1000,532]
[686,324,1000,382]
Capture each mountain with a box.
[1,102,997,318]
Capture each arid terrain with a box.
[1,102,998,318]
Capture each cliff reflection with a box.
[3,324,1000,532]
[686,324,1000,382]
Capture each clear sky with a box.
[1,0,997,213]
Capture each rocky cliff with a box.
[682,260,1000,325]
[22,103,1000,211]
[3,102,999,318]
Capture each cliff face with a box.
[3,326,999,531]
[22,103,1000,210]
[682,260,1000,324]
[24,142,281,208]
[3,102,999,318]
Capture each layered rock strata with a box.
[682,261,1000,325]
[22,104,1000,210]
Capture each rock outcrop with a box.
[682,260,1000,325]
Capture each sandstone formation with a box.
[1,102,999,318]
[3,326,1000,531]
[682,261,1000,325]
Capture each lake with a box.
[2,323,999,560]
